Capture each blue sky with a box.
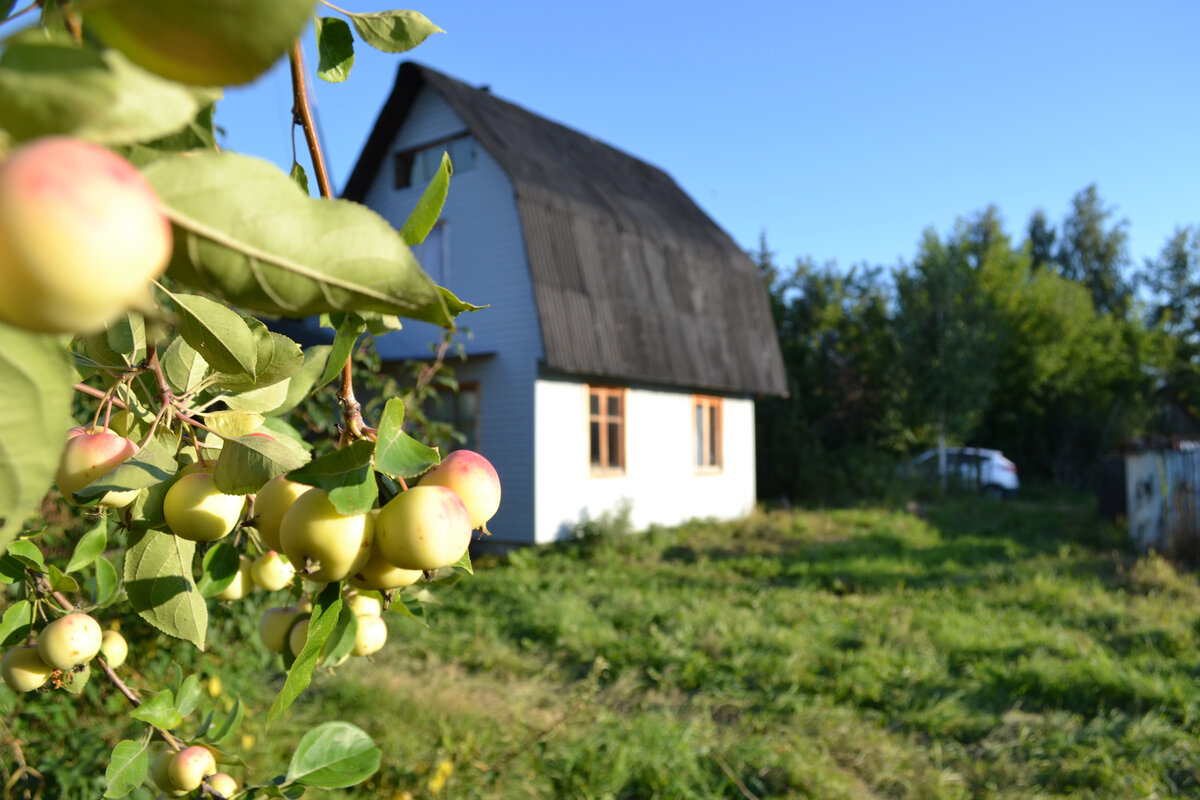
[220,1,1200,276]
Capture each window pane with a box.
[709,405,719,465]
[457,390,476,422]
[589,393,599,415]
[393,152,415,189]
[449,137,476,172]
[607,395,620,417]
[695,404,704,466]
[607,422,620,467]
[589,421,601,464]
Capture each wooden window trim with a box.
[694,395,723,473]
[587,385,626,476]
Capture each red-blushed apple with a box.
[350,614,388,657]
[253,475,310,551]
[168,745,217,792]
[1,645,53,692]
[250,550,295,591]
[0,137,170,334]
[99,629,128,669]
[151,749,187,797]
[214,555,255,601]
[419,450,501,531]
[55,428,140,508]
[164,472,246,542]
[348,533,423,592]
[279,488,374,583]
[37,612,102,670]
[375,485,472,570]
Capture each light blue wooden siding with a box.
[358,87,542,545]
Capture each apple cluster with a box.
[1,612,127,693]
[149,744,237,798]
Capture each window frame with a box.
[587,385,626,476]
[694,395,723,473]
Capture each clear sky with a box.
[218,0,1200,276]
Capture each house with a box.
[341,62,787,546]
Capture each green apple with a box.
[151,749,187,797]
[376,485,472,570]
[84,0,319,86]
[345,592,383,617]
[164,472,246,542]
[350,614,388,657]
[258,606,304,654]
[286,617,312,659]
[207,772,239,799]
[349,535,424,591]
[0,137,170,334]
[55,428,140,508]
[169,745,217,792]
[37,612,102,671]
[1,645,53,692]
[250,550,295,592]
[253,475,311,551]
[279,488,374,583]
[99,629,128,669]
[214,555,255,601]
[419,449,501,531]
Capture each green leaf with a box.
[315,16,354,83]
[130,688,183,729]
[62,664,91,695]
[320,604,358,668]
[222,380,291,414]
[286,721,381,788]
[374,399,441,479]
[286,440,377,515]
[0,324,75,555]
[400,152,452,246]
[289,162,310,194]
[263,345,332,416]
[124,529,207,650]
[268,583,342,727]
[207,696,244,747]
[6,539,44,572]
[349,10,443,54]
[75,433,177,501]
[48,564,81,594]
[175,673,203,718]
[317,313,365,389]
[104,738,150,798]
[204,411,266,439]
[197,541,241,598]
[0,2,16,21]
[161,335,211,395]
[0,600,32,646]
[165,289,259,377]
[452,548,473,575]
[213,434,310,496]
[144,152,466,326]
[0,555,23,583]
[0,37,199,145]
[214,323,304,392]
[66,519,109,574]
[92,556,120,607]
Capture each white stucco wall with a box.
[533,378,757,544]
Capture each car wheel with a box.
[982,484,1005,499]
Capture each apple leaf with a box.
[124,529,207,650]
[144,152,473,326]
[204,411,266,439]
[263,345,332,416]
[400,151,452,245]
[164,289,259,378]
[286,440,377,515]
[320,604,358,668]
[214,434,310,495]
[268,583,342,728]
[130,688,183,730]
[0,37,199,145]
[286,721,381,788]
[197,542,241,598]
[452,548,473,575]
[349,10,442,54]
[174,673,204,718]
[317,313,365,390]
[48,564,80,594]
[62,664,91,695]
[161,335,211,395]
[375,399,441,479]
[214,323,304,392]
[0,324,75,556]
[7,540,44,572]
[75,434,178,501]
[316,16,354,83]
[104,737,150,799]
[0,600,32,647]
[91,556,121,607]
[207,697,244,747]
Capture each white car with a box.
[907,447,1019,497]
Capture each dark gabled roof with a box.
[344,62,787,396]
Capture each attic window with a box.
[393,135,476,190]
[588,386,625,475]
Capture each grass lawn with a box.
[244,493,1200,799]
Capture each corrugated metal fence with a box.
[1121,444,1200,553]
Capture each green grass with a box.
[11,494,1200,798]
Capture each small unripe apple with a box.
[253,475,311,551]
[0,137,170,334]
[286,617,311,659]
[420,450,501,530]
[376,485,472,570]
[349,536,423,591]
[169,745,217,792]
[258,606,303,654]
[99,629,128,669]
[1,645,53,692]
[207,772,239,799]
[214,555,255,601]
[250,550,295,592]
[37,612,102,670]
[55,428,140,508]
[164,472,246,542]
[351,614,388,657]
[345,592,383,617]
[151,750,187,797]
[280,488,374,583]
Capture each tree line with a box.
[755,185,1200,503]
